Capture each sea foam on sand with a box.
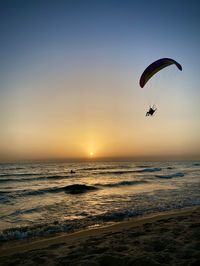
[0,207,199,266]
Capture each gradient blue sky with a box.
[0,0,200,161]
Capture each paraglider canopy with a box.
[139,58,182,88]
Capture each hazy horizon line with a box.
[0,155,199,164]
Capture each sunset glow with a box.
[0,1,200,162]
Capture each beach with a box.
[0,206,199,266]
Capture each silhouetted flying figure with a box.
[146,105,157,116]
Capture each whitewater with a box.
[0,161,199,242]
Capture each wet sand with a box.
[0,207,199,266]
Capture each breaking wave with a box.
[1,200,199,242]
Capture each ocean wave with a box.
[155,172,184,179]
[96,180,148,188]
[62,184,98,194]
[137,165,151,168]
[79,168,161,176]
[44,175,72,180]
[0,177,32,183]
[137,167,162,173]
[2,201,200,242]
[96,170,137,175]
[0,190,9,194]
[2,184,98,198]
[0,175,72,183]
[79,165,131,171]
[0,223,73,242]
[193,163,200,166]
[0,167,25,171]
[0,173,40,177]
[0,210,144,241]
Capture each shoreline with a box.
[0,205,199,265]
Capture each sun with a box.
[89,152,94,157]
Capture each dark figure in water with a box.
[146,105,157,116]
[70,170,76,174]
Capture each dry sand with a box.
[0,207,199,266]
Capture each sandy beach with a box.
[0,207,199,266]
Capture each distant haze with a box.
[0,0,200,162]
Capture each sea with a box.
[0,161,200,242]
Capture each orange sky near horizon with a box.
[1,64,199,162]
[0,1,200,162]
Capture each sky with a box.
[0,0,200,162]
